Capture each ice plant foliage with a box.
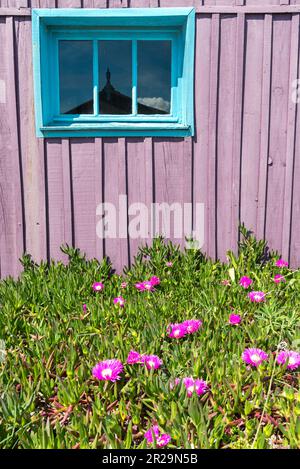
[239,276,253,289]
[276,259,289,268]
[113,296,125,307]
[144,425,171,447]
[92,282,104,292]
[92,359,124,382]
[242,348,268,367]
[277,350,300,370]
[248,291,266,303]
[229,314,241,325]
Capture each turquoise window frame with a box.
[32,8,195,138]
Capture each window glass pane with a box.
[59,40,93,115]
[99,41,132,115]
[137,40,171,115]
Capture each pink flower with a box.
[135,282,146,292]
[221,279,230,286]
[92,282,104,292]
[182,319,202,334]
[273,274,285,284]
[150,276,160,286]
[277,350,300,370]
[276,259,288,268]
[82,304,87,312]
[183,377,208,397]
[144,425,171,447]
[229,314,241,325]
[169,378,181,390]
[143,281,155,291]
[143,355,163,370]
[92,359,123,382]
[168,323,187,339]
[127,350,142,365]
[239,276,253,289]
[166,261,173,267]
[121,282,127,289]
[248,291,266,303]
[194,379,209,396]
[242,348,268,367]
[113,296,125,307]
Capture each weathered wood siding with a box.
[1,0,300,276]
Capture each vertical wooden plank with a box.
[216,14,237,261]
[56,0,81,7]
[240,15,265,234]
[94,138,104,260]
[71,139,102,260]
[290,107,300,267]
[108,0,128,7]
[257,14,272,240]
[103,138,129,272]
[0,17,24,277]
[83,0,107,7]
[193,14,212,256]
[45,139,73,262]
[16,16,47,264]
[265,15,291,253]
[127,138,153,262]
[231,12,245,251]
[207,13,220,259]
[153,138,192,250]
[282,13,299,261]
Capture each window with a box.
[32,8,195,138]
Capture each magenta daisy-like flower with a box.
[239,276,253,289]
[273,274,285,284]
[143,281,155,291]
[143,355,163,370]
[169,378,181,390]
[113,296,125,307]
[276,258,288,268]
[182,319,202,334]
[194,379,209,396]
[166,261,173,267]
[144,425,171,448]
[229,314,241,325]
[183,377,208,397]
[135,282,146,292]
[168,323,187,339]
[150,276,160,286]
[82,304,87,312]
[92,359,124,382]
[121,282,127,289]
[277,350,300,370]
[92,282,104,292]
[242,348,268,367]
[127,350,142,365]
[248,291,266,303]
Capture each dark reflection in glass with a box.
[59,41,93,115]
[137,41,171,115]
[99,41,132,115]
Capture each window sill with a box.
[38,122,193,138]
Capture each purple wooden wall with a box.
[1,0,300,277]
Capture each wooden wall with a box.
[1,0,300,276]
